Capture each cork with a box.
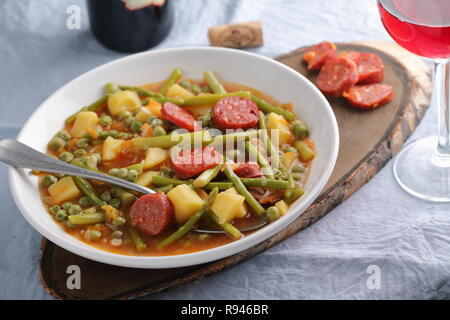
[208,21,263,48]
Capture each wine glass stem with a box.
[433,58,450,167]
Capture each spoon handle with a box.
[0,139,154,195]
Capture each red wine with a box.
[378,0,450,59]
[87,0,173,53]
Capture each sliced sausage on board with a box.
[212,96,259,131]
[316,57,359,97]
[354,52,385,84]
[130,192,175,237]
[303,41,336,71]
[343,83,394,109]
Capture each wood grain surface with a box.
[39,41,432,300]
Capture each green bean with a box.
[126,163,144,175]
[98,130,133,139]
[203,71,226,94]
[118,85,163,99]
[206,211,242,239]
[266,206,281,222]
[224,165,265,215]
[155,184,174,193]
[128,225,147,251]
[295,140,316,162]
[114,187,137,205]
[284,187,305,204]
[73,177,106,208]
[292,164,305,173]
[65,96,108,124]
[240,178,289,189]
[211,129,260,146]
[203,182,234,191]
[153,97,185,105]
[260,128,281,171]
[251,95,296,121]
[68,213,105,225]
[132,131,212,150]
[258,111,267,130]
[182,91,251,106]
[116,168,129,179]
[71,159,98,172]
[159,67,183,95]
[158,188,219,249]
[193,164,222,188]
[103,82,120,95]
[152,176,191,186]
[244,141,275,179]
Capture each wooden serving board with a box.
[39,41,431,300]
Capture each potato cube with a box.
[275,200,289,216]
[211,190,245,224]
[144,147,168,170]
[136,171,160,186]
[70,111,99,138]
[166,84,194,100]
[267,112,293,146]
[183,104,213,118]
[48,177,81,204]
[135,107,153,122]
[167,184,204,224]
[102,136,124,161]
[280,152,296,170]
[223,188,248,218]
[107,90,142,116]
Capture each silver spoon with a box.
[0,139,267,233]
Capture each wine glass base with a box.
[393,136,450,202]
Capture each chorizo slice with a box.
[303,41,336,71]
[343,84,394,109]
[171,146,223,178]
[234,163,264,178]
[130,192,174,237]
[354,52,384,84]
[212,96,259,131]
[161,102,199,132]
[316,57,359,97]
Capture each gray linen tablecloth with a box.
[1,0,449,300]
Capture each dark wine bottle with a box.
[87,0,174,53]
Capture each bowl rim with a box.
[9,46,339,268]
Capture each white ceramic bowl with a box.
[9,47,338,268]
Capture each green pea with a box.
[111,230,124,239]
[293,121,310,140]
[179,79,192,91]
[292,172,302,181]
[76,138,90,149]
[74,149,87,157]
[199,112,212,127]
[126,116,136,125]
[55,210,68,221]
[201,85,211,93]
[109,198,121,209]
[59,152,74,163]
[112,216,126,226]
[147,115,158,124]
[110,238,123,246]
[284,189,293,199]
[117,168,129,179]
[56,130,71,141]
[152,126,167,137]
[43,175,58,187]
[108,168,119,176]
[267,206,281,222]
[150,118,163,127]
[126,170,138,182]
[61,202,72,210]
[130,120,142,132]
[78,196,91,208]
[191,84,202,95]
[49,136,65,151]
[292,164,305,173]
[118,111,132,120]
[99,115,112,126]
[49,205,61,215]
[84,229,101,242]
[68,204,82,215]
[100,191,112,202]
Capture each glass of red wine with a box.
[377,0,450,201]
